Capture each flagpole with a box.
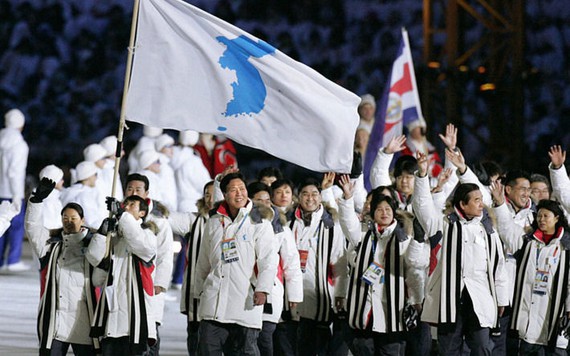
[106,0,141,257]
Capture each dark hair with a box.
[220,172,246,193]
[371,185,399,203]
[452,183,480,211]
[503,170,531,187]
[472,160,503,186]
[530,174,551,190]
[61,202,84,218]
[536,199,569,231]
[298,177,321,193]
[126,173,150,191]
[124,195,149,219]
[271,178,294,193]
[369,193,399,220]
[203,181,214,194]
[257,166,283,181]
[247,181,271,199]
[393,155,418,178]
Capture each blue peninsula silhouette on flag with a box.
[217,35,276,119]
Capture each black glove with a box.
[350,151,363,178]
[98,217,117,236]
[30,177,56,203]
[105,197,124,217]
[559,314,570,339]
[403,304,420,331]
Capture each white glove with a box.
[10,197,22,214]
[0,200,19,221]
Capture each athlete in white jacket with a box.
[194,173,278,355]
[414,152,509,356]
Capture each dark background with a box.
[1,0,568,184]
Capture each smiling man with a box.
[413,152,509,356]
[194,172,278,355]
[289,178,349,356]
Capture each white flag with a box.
[125,0,360,173]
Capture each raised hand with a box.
[432,168,453,193]
[220,164,239,178]
[339,174,354,200]
[438,123,458,150]
[416,152,429,177]
[490,180,505,206]
[445,147,467,174]
[383,135,407,154]
[321,172,335,190]
[30,177,56,203]
[549,145,566,169]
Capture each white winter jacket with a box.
[263,208,303,324]
[91,212,157,340]
[0,127,28,200]
[25,201,102,345]
[194,200,278,329]
[171,146,211,213]
[414,174,509,327]
[146,200,174,324]
[290,205,349,322]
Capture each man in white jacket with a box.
[90,195,158,355]
[413,152,509,356]
[194,172,278,355]
[0,108,29,271]
[247,182,303,356]
[124,173,173,356]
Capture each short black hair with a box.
[369,193,399,220]
[530,174,551,189]
[61,202,84,218]
[452,183,480,211]
[394,155,418,178]
[257,166,283,181]
[503,170,531,187]
[126,173,150,191]
[247,181,271,199]
[472,160,503,186]
[271,179,294,193]
[203,181,214,194]
[124,195,149,219]
[220,172,246,194]
[298,177,321,193]
[371,185,399,203]
[536,199,568,231]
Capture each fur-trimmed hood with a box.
[151,200,170,218]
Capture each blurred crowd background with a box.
[1,0,569,183]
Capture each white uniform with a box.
[25,201,102,347]
[170,146,211,213]
[413,174,509,327]
[194,201,278,329]
[0,127,28,202]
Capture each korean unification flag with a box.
[125,0,360,173]
[363,28,425,190]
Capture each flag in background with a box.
[125,0,360,173]
[363,28,425,191]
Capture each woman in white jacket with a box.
[25,178,103,355]
[492,183,570,354]
[337,175,428,355]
